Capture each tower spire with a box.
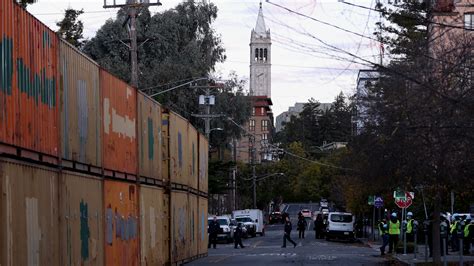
[255,1,267,37]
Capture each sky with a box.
[28,0,382,117]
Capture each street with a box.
[189,224,397,265]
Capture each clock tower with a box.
[250,2,271,97]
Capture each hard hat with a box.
[391,212,397,218]
[407,212,413,217]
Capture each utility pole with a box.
[205,87,211,139]
[103,0,162,88]
[250,135,257,209]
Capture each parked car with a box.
[325,212,355,241]
[233,209,265,236]
[208,216,234,243]
[269,211,283,224]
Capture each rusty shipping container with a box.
[188,194,199,259]
[198,196,208,256]
[198,133,209,193]
[139,186,169,265]
[60,40,101,166]
[59,171,104,266]
[0,160,60,266]
[161,112,170,182]
[104,179,139,266]
[138,92,162,180]
[171,191,190,263]
[101,70,137,174]
[169,112,189,186]
[0,1,59,156]
[187,125,198,190]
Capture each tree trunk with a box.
[432,192,441,263]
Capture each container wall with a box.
[60,40,101,166]
[198,134,209,193]
[171,191,190,262]
[161,112,170,183]
[0,161,59,266]
[0,1,59,156]
[187,126,198,190]
[101,70,137,174]
[139,186,168,266]
[137,93,162,179]
[198,196,208,255]
[169,112,189,186]
[59,172,104,266]
[189,194,199,259]
[104,180,139,266]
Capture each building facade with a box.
[275,102,332,132]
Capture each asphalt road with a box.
[188,224,398,265]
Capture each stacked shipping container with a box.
[0,1,209,265]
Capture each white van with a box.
[208,216,234,243]
[233,209,264,237]
[326,212,355,241]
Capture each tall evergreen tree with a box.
[56,8,85,49]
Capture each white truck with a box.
[232,209,264,237]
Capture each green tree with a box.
[17,0,38,8]
[56,8,84,48]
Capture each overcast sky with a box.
[28,0,380,116]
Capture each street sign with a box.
[374,196,384,208]
[368,195,374,205]
[395,191,414,209]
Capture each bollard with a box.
[443,237,447,266]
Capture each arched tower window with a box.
[259,48,263,61]
[255,48,259,62]
[263,48,268,62]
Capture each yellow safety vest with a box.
[464,224,472,238]
[389,220,400,235]
[450,221,458,234]
[406,219,413,234]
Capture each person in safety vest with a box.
[406,211,415,242]
[450,214,461,252]
[388,212,400,254]
[463,215,473,255]
[379,219,389,255]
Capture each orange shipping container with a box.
[171,191,190,263]
[0,160,60,266]
[189,194,199,259]
[198,196,208,256]
[169,112,189,186]
[59,172,104,266]
[198,134,209,193]
[161,112,170,183]
[60,40,101,166]
[187,125,198,190]
[139,186,169,265]
[104,180,139,266]
[0,1,59,156]
[137,92,162,180]
[101,70,137,174]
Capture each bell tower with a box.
[250,2,271,97]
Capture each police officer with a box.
[208,216,220,249]
[450,214,461,252]
[406,211,415,242]
[234,223,245,249]
[463,215,473,255]
[388,212,400,254]
[297,215,307,239]
[282,216,297,248]
[379,219,389,255]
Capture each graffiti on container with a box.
[147,118,154,160]
[0,37,13,94]
[103,98,136,139]
[201,211,206,241]
[77,82,88,162]
[178,132,183,168]
[80,200,90,260]
[105,205,138,245]
[16,59,57,108]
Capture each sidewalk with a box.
[363,238,474,265]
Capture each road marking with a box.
[211,254,235,263]
[252,240,263,247]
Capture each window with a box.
[261,120,269,131]
[254,48,259,61]
[261,107,265,115]
[465,13,474,30]
[263,48,268,62]
[262,133,268,141]
[252,107,255,116]
[259,48,263,61]
[249,119,255,131]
